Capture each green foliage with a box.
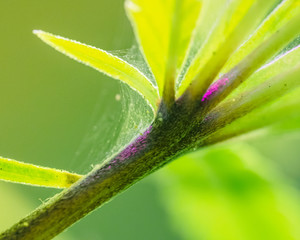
[0,156,82,188]
[1,0,300,239]
[227,45,300,99]
[32,0,300,143]
[158,144,300,240]
[125,0,201,99]
[220,0,300,75]
[204,87,300,146]
[177,0,280,97]
[33,30,159,111]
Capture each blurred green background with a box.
[1,0,300,239]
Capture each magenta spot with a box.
[112,126,152,162]
[204,115,212,121]
[202,77,229,102]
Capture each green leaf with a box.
[227,45,300,100]
[198,61,300,147]
[177,0,279,98]
[194,44,300,146]
[33,30,159,111]
[199,4,300,111]
[220,0,300,76]
[203,87,300,146]
[0,156,82,188]
[156,144,300,240]
[125,0,202,98]
[200,23,300,116]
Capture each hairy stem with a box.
[0,85,276,239]
[0,104,193,240]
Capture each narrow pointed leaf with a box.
[200,62,300,146]
[203,87,300,146]
[176,0,228,88]
[157,144,300,240]
[0,156,82,188]
[227,45,300,99]
[216,64,300,126]
[33,30,158,111]
[125,0,202,97]
[177,0,280,98]
[199,16,300,113]
[220,0,300,76]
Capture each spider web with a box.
[68,46,155,174]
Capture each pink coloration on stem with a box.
[103,126,153,171]
[201,77,229,102]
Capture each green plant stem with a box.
[0,92,248,240]
[0,85,281,239]
[0,104,194,240]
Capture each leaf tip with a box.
[32,29,48,39]
[33,30,55,46]
[33,30,68,50]
[124,0,141,12]
[32,30,57,45]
